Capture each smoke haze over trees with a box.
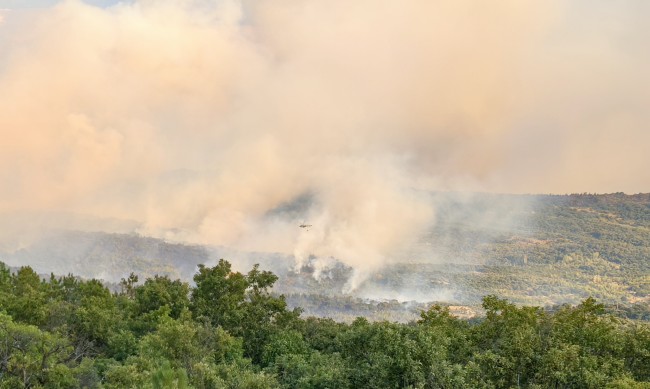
[1,2,649,386]
[1,0,649,278]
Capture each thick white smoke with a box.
[0,0,648,285]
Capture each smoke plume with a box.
[0,0,648,282]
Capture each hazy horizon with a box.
[1,0,648,280]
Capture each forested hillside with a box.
[1,231,210,281]
[276,193,650,320]
[1,193,648,321]
[0,260,649,388]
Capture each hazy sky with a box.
[0,0,122,8]
[0,0,648,275]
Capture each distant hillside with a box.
[2,193,648,319]
[0,231,210,281]
[273,193,650,318]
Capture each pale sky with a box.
[0,0,122,8]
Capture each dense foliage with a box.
[1,260,649,388]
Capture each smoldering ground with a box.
[0,0,648,290]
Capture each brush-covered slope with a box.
[2,193,648,320]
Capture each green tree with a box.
[472,295,545,387]
[139,309,246,381]
[270,351,350,389]
[6,266,47,326]
[135,275,190,319]
[190,260,298,363]
[191,260,248,330]
[71,279,123,350]
[151,360,190,389]
[0,312,72,387]
[261,330,309,366]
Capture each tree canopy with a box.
[0,260,648,388]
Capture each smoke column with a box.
[0,0,648,283]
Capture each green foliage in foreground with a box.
[0,261,649,388]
